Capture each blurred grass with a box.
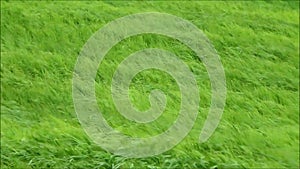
[1,1,299,168]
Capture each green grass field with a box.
[1,1,299,168]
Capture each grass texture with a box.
[1,1,299,168]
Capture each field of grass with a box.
[1,1,299,168]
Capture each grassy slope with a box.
[1,1,299,168]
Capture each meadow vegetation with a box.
[1,1,299,168]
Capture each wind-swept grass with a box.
[1,1,299,168]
